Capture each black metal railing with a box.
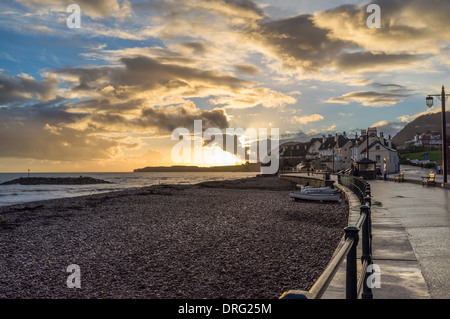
[338,174,369,204]
[280,175,373,299]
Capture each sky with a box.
[1,0,450,172]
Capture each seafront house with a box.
[353,129,400,174]
[335,134,354,170]
[316,134,352,171]
[404,131,443,149]
[306,138,323,160]
[279,142,309,171]
[318,136,336,158]
[278,127,400,174]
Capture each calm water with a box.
[0,172,257,207]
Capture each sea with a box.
[0,172,258,207]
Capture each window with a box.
[376,155,381,163]
[376,146,380,150]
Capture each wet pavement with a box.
[393,164,446,183]
[280,171,449,298]
[370,180,450,299]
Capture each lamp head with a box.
[426,96,434,108]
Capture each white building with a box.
[355,130,400,174]
[306,138,322,160]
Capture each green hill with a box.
[401,151,441,161]
[392,111,450,146]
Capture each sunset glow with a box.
[1,0,449,172]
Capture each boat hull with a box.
[289,191,341,202]
[300,186,332,193]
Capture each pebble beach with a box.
[0,176,348,299]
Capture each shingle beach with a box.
[0,176,348,299]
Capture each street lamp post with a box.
[366,128,369,159]
[426,85,448,183]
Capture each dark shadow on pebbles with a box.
[0,177,348,299]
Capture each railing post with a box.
[344,226,359,299]
[360,205,373,299]
[365,184,371,197]
[364,195,371,207]
[360,205,370,261]
[364,188,373,256]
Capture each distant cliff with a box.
[393,111,450,146]
[134,163,261,172]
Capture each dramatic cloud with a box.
[17,0,130,19]
[54,53,297,111]
[0,41,295,162]
[0,72,59,104]
[0,102,119,160]
[327,82,414,107]
[208,87,297,109]
[2,0,450,170]
[334,51,426,72]
[234,63,261,75]
[89,101,230,133]
[55,55,251,101]
[291,114,324,125]
[314,0,450,54]
[327,91,410,107]
[257,14,359,72]
[0,96,229,160]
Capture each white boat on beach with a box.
[290,187,341,202]
[300,186,332,193]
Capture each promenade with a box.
[337,172,449,298]
[370,177,450,298]
[389,165,446,184]
[281,170,449,298]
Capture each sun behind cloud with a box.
[1,0,449,171]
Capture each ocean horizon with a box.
[0,172,258,207]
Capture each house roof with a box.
[358,132,378,144]
[347,138,358,147]
[279,142,309,157]
[307,137,322,146]
[336,135,350,148]
[356,157,377,164]
[360,140,396,154]
[317,135,349,150]
[318,137,335,150]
